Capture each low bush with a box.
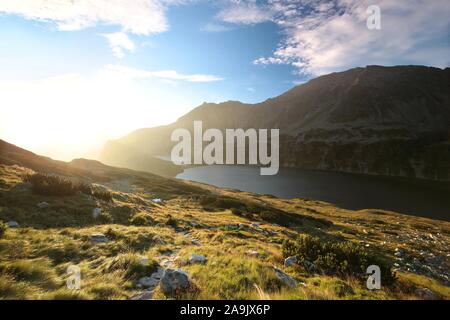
[23,173,113,201]
[24,173,77,196]
[282,235,396,285]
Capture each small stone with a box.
[139,256,150,266]
[89,233,108,243]
[152,198,163,204]
[6,221,19,228]
[138,276,160,288]
[37,202,50,209]
[284,256,297,267]
[131,290,154,300]
[92,208,102,219]
[189,254,207,264]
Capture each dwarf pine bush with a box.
[282,235,396,285]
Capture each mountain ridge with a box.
[100,65,450,181]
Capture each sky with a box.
[0,0,449,161]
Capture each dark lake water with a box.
[177,165,450,221]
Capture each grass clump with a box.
[0,221,7,238]
[129,212,155,226]
[282,235,396,285]
[0,259,59,287]
[104,253,158,280]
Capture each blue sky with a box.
[0,0,449,160]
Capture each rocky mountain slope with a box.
[100,65,450,180]
[1,140,449,300]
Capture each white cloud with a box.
[101,32,135,58]
[105,64,223,82]
[0,0,169,35]
[217,2,273,25]
[238,0,450,75]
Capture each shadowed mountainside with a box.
[101,65,450,180]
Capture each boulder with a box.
[159,269,191,297]
[189,254,207,264]
[273,267,297,287]
[6,221,19,228]
[284,256,297,267]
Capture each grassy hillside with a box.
[0,140,449,300]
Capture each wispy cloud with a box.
[105,64,223,82]
[101,32,135,58]
[217,2,273,25]
[223,0,450,76]
[0,0,171,35]
[202,22,233,33]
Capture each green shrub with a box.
[231,208,244,216]
[0,221,7,238]
[23,173,95,197]
[24,173,77,196]
[282,235,396,285]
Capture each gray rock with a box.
[6,221,19,228]
[189,254,207,264]
[414,288,440,300]
[89,233,108,243]
[160,269,191,297]
[37,202,50,209]
[92,208,102,219]
[138,276,160,288]
[273,267,297,287]
[139,256,150,266]
[284,256,297,267]
[303,259,316,273]
[131,290,154,300]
